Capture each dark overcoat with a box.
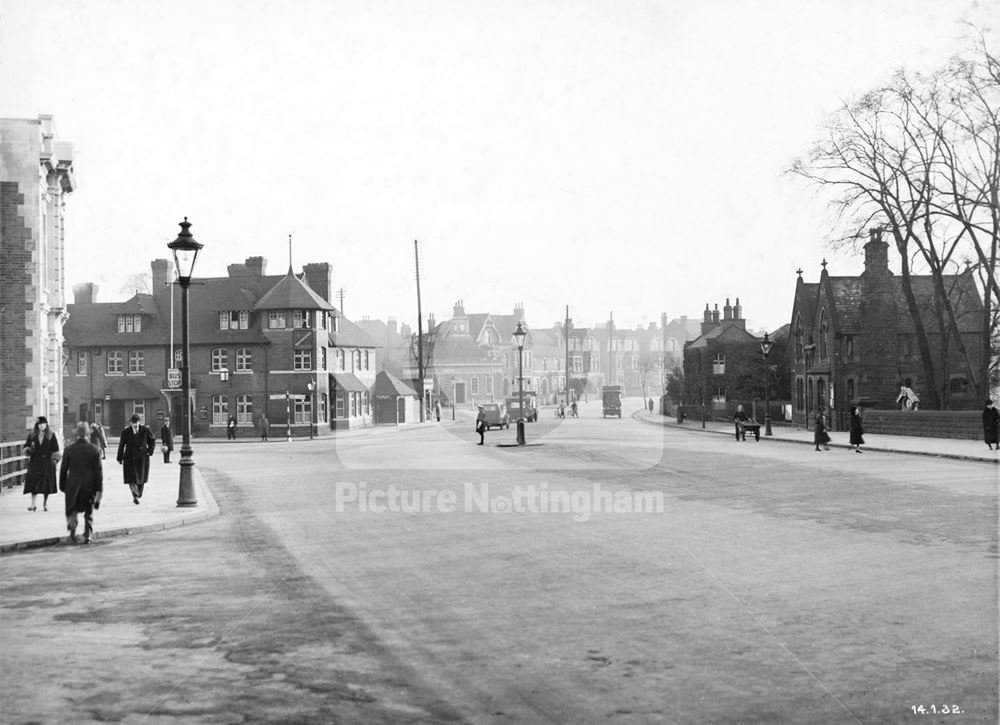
[814,415,830,445]
[160,424,174,452]
[60,439,103,514]
[117,425,156,485]
[849,412,865,446]
[984,406,1000,446]
[23,433,59,495]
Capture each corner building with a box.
[62,256,377,438]
[0,115,75,441]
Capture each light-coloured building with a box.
[0,115,76,441]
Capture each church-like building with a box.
[789,229,986,428]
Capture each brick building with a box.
[62,255,377,438]
[0,115,76,441]
[789,230,985,427]
[683,298,781,415]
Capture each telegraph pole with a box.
[564,305,571,407]
[414,240,425,422]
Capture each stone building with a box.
[0,115,76,441]
[789,229,985,427]
[62,255,378,437]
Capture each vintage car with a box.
[480,403,510,430]
[505,393,538,423]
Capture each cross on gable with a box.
[821,258,828,270]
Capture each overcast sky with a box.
[1,0,987,333]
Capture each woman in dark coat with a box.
[849,406,865,453]
[23,416,59,511]
[983,400,999,451]
[814,411,830,452]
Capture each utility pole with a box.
[414,240,425,422]
[564,305,571,407]
[337,288,345,315]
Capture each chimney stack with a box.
[72,282,98,305]
[150,259,172,291]
[302,262,332,302]
[453,300,465,318]
[723,298,733,321]
[863,227,890,276]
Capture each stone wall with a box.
[860,409,983,440]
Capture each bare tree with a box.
[791,31,999,406]
[119,272,151,296]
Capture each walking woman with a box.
[23,416,59,511]
[983,400,999,451]
[849,406,865,453]
[814,411,831,452]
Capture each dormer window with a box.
[268,311,286,329]
[117,314,142,333]
[219,310,249,330]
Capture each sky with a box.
[0,0,989,334]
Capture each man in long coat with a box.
[60,422,103,544]
[117,414,156,504]
[160,418,174,463]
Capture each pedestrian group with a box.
[20,413,165,544]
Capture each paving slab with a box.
[0,454,218,553]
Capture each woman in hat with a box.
[983,400,999,451]
[849,406,865,453]
[22,416,59,511]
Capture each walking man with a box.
[475,406,486,445]
[117,414,155,504]
[60,422,103,544]
[259,415,270,442]
[160,418,174,463]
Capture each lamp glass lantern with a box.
[168,217,204,284]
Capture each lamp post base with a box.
[516,419,526,445]
[764,414,773,437]
[176,456,198,507]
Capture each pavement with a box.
[633,407,1000,464]
[0,453,218,554]
[2,410,994,554]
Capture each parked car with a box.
[480,403,510,430]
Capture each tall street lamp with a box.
[513,321,527,445]
[306,380,315,439]
[760,331,774,437]
[168,217,203,507]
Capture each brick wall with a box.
[861,409,983,440]
[0,181,33,442]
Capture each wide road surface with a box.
[2,401,997,724]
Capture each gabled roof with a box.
[373,370,418,397]
[254,270,335,311]
[686,322,760,349]
[329,314,377,348]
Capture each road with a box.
[2,401,997,724]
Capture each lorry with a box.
[602,385,622,418]
[505,392,538,423]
